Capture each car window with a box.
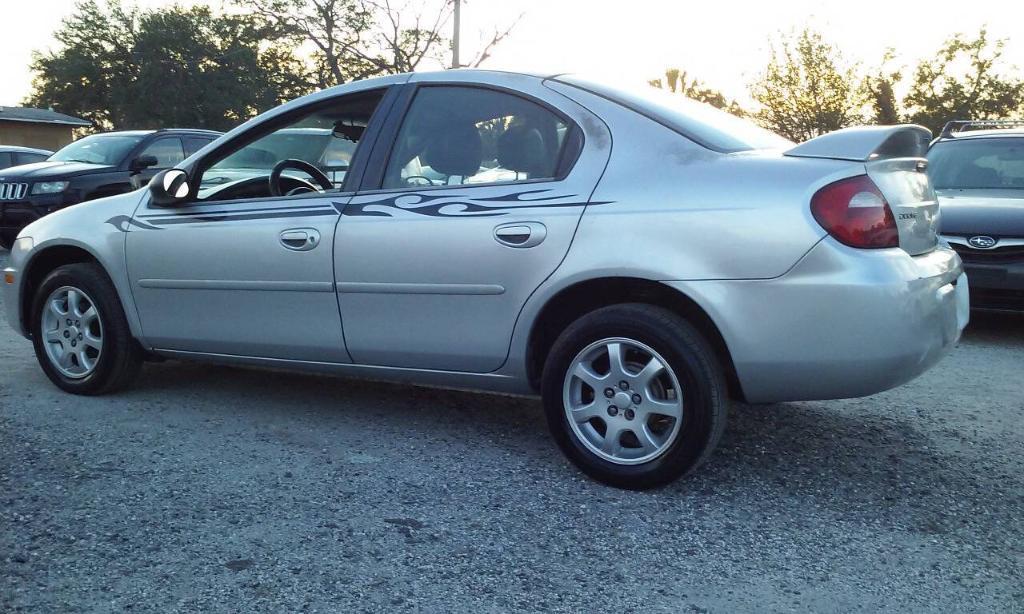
[382,86,570,189]
[557,75,793,153]
[139,138,185,169]
[196,89,384,203]
[927,138,1024,190]
[51,134,145,165]
[0,152,12,169]
[183,137,215,157]
[15,152,48,165]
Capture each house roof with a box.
[0,106,91,127]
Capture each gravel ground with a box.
[1,249,1022,613]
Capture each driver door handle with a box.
[494,222,546,248]
[280,228,320,251]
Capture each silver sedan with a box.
[1,70,968,488]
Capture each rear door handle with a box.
[280,228,320,251]
[494,222,546,248]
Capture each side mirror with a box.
[148,169,191,207]
[130,155,159,173]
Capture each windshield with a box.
[50,134,145,165]
[557,75,793,153]
[927,137,1024,189]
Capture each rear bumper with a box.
[667,239,968,403]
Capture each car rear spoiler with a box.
[784,125,932,162]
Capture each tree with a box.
[903,28,1024,135]
[650,68,746,117]
[749,28,861,142]
[861,49,901,125]
[236,0,451,88]
[27,0,309,131]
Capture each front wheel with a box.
[541,304,728,489]
[31,263,143,395]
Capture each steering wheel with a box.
[269,159,334,197]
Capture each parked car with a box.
[0,129,220,249]
[0,146,52,171]
[929,120,1024,311]
[0,71,968,489]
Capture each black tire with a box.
[30,262,143,395]
[541,303,728,490]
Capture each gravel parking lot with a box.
[1,249,1022,613]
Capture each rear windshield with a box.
[927,137,1024,189]
[557,75,793,153]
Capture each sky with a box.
[3,0,1023,107]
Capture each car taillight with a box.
[810,175,899,249]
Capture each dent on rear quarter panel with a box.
[544,80,861,282]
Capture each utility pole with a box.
[452,0,461,69]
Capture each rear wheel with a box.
[31,263,142,394]
[542,304,728,489]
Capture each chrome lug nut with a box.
[63,330,70,338]
[607,405,618,417]
[604,388,615,398]
[632,393,642,404]
[619,381,629,390]
[624,408,635,420]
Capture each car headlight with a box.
[30,181,70,195]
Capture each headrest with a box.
[421,123,483,178]
[498,125,548,177]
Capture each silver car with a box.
[1,71,969,489]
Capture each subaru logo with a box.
[968,235,997,249]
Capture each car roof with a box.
[87,128,222,138]
[0,145,52,154]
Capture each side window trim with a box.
[355,83,584,194]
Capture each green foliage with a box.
[26,0,310,131]
[903,29,1024,135]
[650,68,746,117]
[860,49,901,125]
[749,28,861,142]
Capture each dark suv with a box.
[0,129,219,248]
[929,120,1024,311]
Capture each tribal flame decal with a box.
[106,215,163,232]
[342,188,605,218]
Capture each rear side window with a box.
[183,137,215,157]
[139,138,185,168]
[0,152,12,169]
[382,86,570,189]
[15,152,48,165]
[927,138,1024,189]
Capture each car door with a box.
[335,75,612,372]
[125,87,392,361]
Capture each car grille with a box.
[950,242,1024,264]
[0,183,29,201]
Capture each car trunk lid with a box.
[786,125,939,255]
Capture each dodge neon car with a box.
[1,70,969,489]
